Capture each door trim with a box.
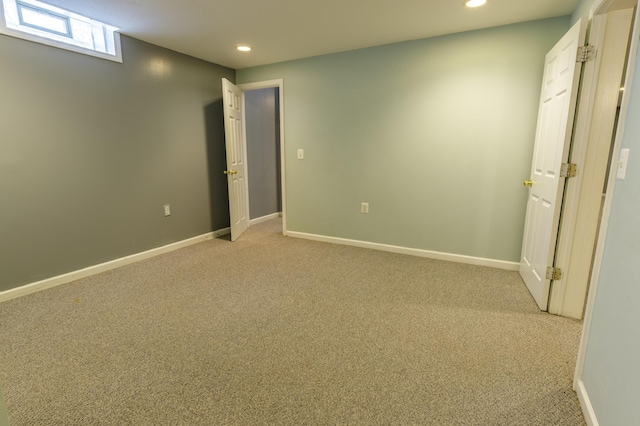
[550,8,635,318]
[574,0,640,393]
[238,79,287,235]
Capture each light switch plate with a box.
[617,148,630,180]
[297,149,304,160]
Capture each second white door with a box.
[222,78,250,241]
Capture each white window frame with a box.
[0,0,122,62]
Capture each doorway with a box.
[240,80,286,232]
[573,1,640,421]
[548,1,636,319]
[245,87,282,222]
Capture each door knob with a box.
[523,180,533,187]
[224,170,238,175]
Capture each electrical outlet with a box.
[361,202,369,214]
[164,204,171,216]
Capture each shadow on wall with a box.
[204,99,230,232]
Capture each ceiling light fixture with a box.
[236,45,252,52]
[464,0,487,7]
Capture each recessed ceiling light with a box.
[464,0,487,7]
[236,45,252,52]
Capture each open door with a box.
[222,78,249,241]
[519,19,587,310]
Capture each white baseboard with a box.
[576,380,599,426]
[215,227,231,237]
[249,212,281,226]
[0,227,231,304]
[1,224,516,304]
[285,231,520,271]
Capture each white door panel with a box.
[222,78,249,241]
[520,19,587,310]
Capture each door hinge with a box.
[560,163,577,178]
[546,267,563,281]
[577,45,596,63]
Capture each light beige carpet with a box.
[0,219,585,425]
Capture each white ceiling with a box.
[44,0,580,69]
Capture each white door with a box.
[520,19,587,310]
[222,78,249,241]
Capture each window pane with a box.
[1,0,122,62]
[18,3,70,36]
[69,19,92,48]
[91,25,107,53]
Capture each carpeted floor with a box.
[0,219,585,425]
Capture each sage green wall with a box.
[580,24,640,424]
[0,34,234,291]
[572,0,598,24]
[238,17,570,263]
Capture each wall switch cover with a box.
[164,205,171,216]
[361,202,369,214]
[297,149,304,160]
[617,148,630,180]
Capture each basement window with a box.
[0,0,122,62]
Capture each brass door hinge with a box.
[546,267,562,281]
[560,163,577,178]
[577,45,596,63]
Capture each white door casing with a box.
[519,19,587,310]
[222,78,250,241]
[574,0,640,395]
[549,8,635,318]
